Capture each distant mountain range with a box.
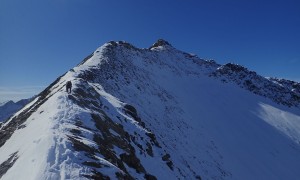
[0,39,300,180]
[0,98,32,122]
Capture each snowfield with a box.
[0,39,300,180]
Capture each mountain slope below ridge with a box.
[0,40,300,179]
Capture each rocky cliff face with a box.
[0,40,300,180]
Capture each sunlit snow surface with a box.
[258,103,300,144]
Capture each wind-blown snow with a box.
[0,40,300,180]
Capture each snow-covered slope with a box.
[0,39,300,180]
[0,98,32,122]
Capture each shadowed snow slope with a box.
[0,40,300,180]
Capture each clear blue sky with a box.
[1,0,299,102]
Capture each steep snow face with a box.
[1,40,300,180]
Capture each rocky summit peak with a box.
[150,39,172,49]
[108,40,134,47]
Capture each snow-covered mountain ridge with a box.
[211,63,300,107]
[0,39,300,180]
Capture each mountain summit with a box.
[0,40,300,180]
[149,39,173,49]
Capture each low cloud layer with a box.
[0,86,45,103]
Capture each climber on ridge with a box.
[66,81,72,94]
